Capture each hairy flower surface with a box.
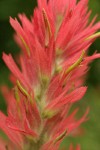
[0,0,100,150]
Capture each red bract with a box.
[0,0,100,149]
[69,144,81,150]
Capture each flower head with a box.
[0,0,100,149]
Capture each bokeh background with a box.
[0,0,100,149]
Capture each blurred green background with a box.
[0,0,100,149]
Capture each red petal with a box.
[46,87,87,109]
[0,112,23,149]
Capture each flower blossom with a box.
[0,0,100,149]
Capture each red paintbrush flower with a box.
[0,0,100,149]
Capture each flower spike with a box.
[0,0,100,149]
